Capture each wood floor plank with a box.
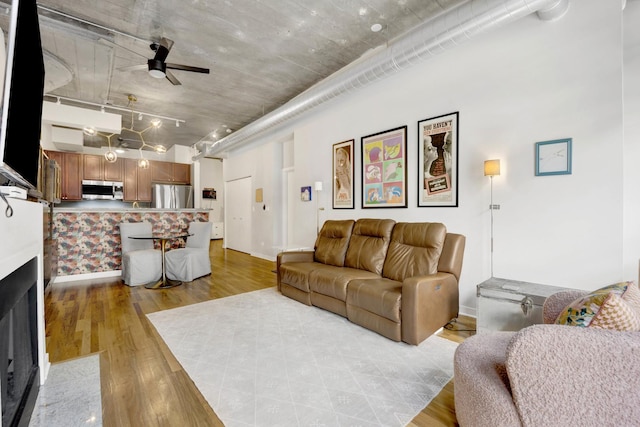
[44,239,475,426]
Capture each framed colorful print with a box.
[361,125,407,208]
[535,138,572,176]
[332,139,354,209]
[417,112,459,207]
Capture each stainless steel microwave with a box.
[81,180,124,200]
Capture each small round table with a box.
[129,232,191,289]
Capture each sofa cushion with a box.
[279,262,328,292]
[555,281,640,331]
[382,222,446,282]
[310,267,381,301]
[347,278,402,322]
[314,220,355,267]
[344,218,395,274]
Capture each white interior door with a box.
[225,176,252,254]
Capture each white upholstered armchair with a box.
[165,221,212,282]
[119,222,162,286]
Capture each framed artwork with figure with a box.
[361,125,407,208]
[417,111,459,207]
[332,139,354,209]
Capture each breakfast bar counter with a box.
[52,208,211,278]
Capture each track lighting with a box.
[138,113,143,120]
[176,120,180,127]
[150,118,162,128]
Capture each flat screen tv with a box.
[0,0,45,195]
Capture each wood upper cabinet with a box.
[150,160,191,184]
[123,159,152,202]
[46,151,82,201]
[83,154,123,182]
[151,160,173,183]
[173,163,191,184]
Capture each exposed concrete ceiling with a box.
[1,0,467,155]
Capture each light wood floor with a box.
[44,240,476,426]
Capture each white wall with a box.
[222,1,634,315]
[198,157,224,222]
[623,0,640,283]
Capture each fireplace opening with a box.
[0,257,39,427]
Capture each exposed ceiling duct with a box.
[199,0,569,159]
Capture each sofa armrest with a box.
[277,250,314,265]
[401,272,458,345]
[506,324,640,425]
[542,290,587,324]
[276,251,315,290]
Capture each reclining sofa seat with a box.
[277,218,466,345]
[310,218,395,317]
[348,222,460,344]
[278,219,356,305]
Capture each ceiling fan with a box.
[116,37,210,85]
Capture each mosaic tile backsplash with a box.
[53,211,209,276]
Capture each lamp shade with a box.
[484,159,501,176]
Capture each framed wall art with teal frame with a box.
[535,138,572,176]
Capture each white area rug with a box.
[147,287,458,426]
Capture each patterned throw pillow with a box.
[555,281,640,331]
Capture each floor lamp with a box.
[314,181,324,234]
[484,159,501,277]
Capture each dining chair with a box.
[165,221,213,282]
[119,221,162,286]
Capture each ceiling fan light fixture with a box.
[148,59,166,78]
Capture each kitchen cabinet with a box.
[123,159,152,202]
[211,222,224,239]
[43,203,57,288]
[83,154,124,182]
[151,160,191,184]
[46,151,82,201]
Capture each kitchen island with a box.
[52,208,210,278]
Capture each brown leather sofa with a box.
[277,218,466,345]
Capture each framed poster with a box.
[535,138,572,176]
[361,125,407,208]
[300,186,311,201]
[417,112,459,207]
[332,139,354,209]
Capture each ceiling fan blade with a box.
[165,70,182,85]
[166,63,210,74]
[98,38,148,59]
[118,63,148,72]
[153,37,174,62]
[159,37,174,52]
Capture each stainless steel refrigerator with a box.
[151,183,194,209]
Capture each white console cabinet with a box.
[211,222,224,239]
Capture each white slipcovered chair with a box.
[119,222,162,286]
[165,221,212,282]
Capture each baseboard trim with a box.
[52,270,122,283]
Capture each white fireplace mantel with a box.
[0,198,50,394]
